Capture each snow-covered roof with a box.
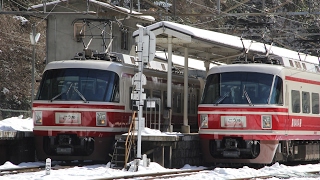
[133,21,319,65]
[29,0,155,22]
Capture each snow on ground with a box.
[1,116,320,179]
[0,160,320,180]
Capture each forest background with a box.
[1,0,319,119]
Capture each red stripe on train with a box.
[33,131,121,137]
[286,76,320,85]
[198,106,288,112]
[199,134,320,141]
[33,103,125,110]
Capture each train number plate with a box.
[55,112,81,124]
[221,116,246,128]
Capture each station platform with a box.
[0,131,35,165]
[115,132,202,168]
[0,131,33,140]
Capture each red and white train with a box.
[32,52,202,162]
[198,55,320,164]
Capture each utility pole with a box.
[31,25,36,106]
[132,25,155,167]
[30,25,40,107]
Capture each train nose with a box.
[225,138,238,148]
[223,138,240,158]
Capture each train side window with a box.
[172,92,177,113]
[129,87,135,110]
[302,63,307,70]
[191,94,196,114]
[172,92,182,113]
[312,93,319,114]
[152,90,161,111]
[143,89,151,110]
[315,66,320,73]
[177,93,182,113]
[187,94,190,113]
[128,87,150,110]
[121,30,128,50]
[162,91,168,112]
[291,90,300,113]
[294,61,301,69]
[302,91,310,113]
[289,60,294,67]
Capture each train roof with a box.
[44,60,127,75]
[43,52,206,79]
[208,56,320,77]
[133,21,320,65]
[208,63,284,76]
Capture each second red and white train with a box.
[199,55,320,164]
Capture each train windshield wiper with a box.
[215,91,230,105]
[50,83,73,102]
[72,87,87,103]
[242,85,253,106]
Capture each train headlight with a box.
[261,115,272,129]
[34,111,42,125]
[200,114,208,128]
[96,112,107,126]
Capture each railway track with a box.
[0,161,95,176]
[94,169,209,180]
[0,164,75,176]
[1,161,319,179]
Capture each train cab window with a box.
[270,76,283,105]
[291,90,300,113]
[36,68,119,102]
[201,74,219,104]
[302,91,310,113]
[312,93,319,114]
[202,72,274,105]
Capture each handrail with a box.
[124,111,136,168]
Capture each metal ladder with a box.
[110,111,136,169]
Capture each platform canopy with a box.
[133,21,319,66]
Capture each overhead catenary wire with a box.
[183,0,320,54]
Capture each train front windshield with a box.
[36,68,119,102]
[201,72,283,105]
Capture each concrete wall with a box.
[45,2,152,63]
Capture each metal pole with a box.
[217,0,221,14]
[166,0,168,21]
[43,0,46,13]
[167,35,172,132]
[0,0,3,11]
[137,26,144,159]
[137,0,140,12]
[31,25,36,106]
[183,47,188,126]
